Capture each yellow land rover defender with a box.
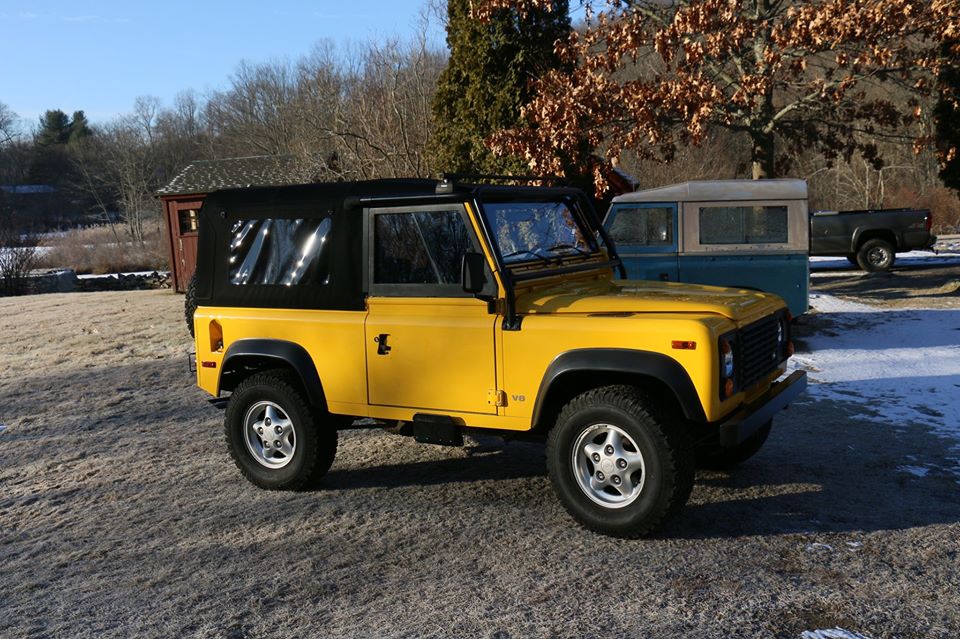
[189,177,806,538]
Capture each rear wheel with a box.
[547,385,694,538]
[856,239,896,272]
[224,371,337,490]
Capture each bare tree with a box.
[0,102,19,147]
[0,207,42,296]
[73,102,166,244]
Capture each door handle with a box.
[374,333,391,355]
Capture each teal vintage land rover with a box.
[604,179,810,316]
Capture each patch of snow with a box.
[0,423,6,434]
[789,294,960,478]
[898,465,930,478]
[76,270,169,280]
[805,542,834,552]
[800,629,875,639]
[810,249,960,273]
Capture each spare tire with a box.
[184,273,198,337]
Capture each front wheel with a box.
[547,385,695,538]
[224,371,337,490]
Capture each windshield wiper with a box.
[546,243,591,257]
[503,249,551,264]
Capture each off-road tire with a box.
[547,385,695,538]
[856,239,896,272]
[697,420,772,470]
[224,371,337,490]
[184,273,198,338]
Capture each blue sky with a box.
[0,0,443,126]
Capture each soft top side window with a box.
[228,216,333,286]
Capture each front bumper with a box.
[702,370,807,447]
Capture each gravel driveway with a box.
[1,282,958,639]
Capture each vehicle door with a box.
[603,202,679,282]
[364,204,498,415]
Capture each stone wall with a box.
[14,270,173,296]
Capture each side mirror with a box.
[461,252,487,295]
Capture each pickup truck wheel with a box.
[856,239,896,272]
[697,420,772,470]
[547,385,695,538]
[224,371,337,490]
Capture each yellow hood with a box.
[514,277,783,323]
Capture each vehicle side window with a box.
[373,209,472,285]
[228,217,332,286]
[699,205,788,245]
[607,206,674,246]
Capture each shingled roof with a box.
[156,155,316,197]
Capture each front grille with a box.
[738,314,783,389]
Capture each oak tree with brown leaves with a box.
[476,0,959,192]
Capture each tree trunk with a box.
[750,129,775,179]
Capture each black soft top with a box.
[194,178,597,312]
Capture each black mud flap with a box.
[412,414,464,446]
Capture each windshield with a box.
[482,200,600,266]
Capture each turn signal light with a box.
[672,340,697,350]
[201,361,217,368]
[722,378,735,399]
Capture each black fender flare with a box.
[531,348,707,427]
[851,227,900,253]
[220,339,325,407]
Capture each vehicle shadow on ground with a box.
[320,393,960,539]
[792,309,960,351]
[666,395,960,539]
[321,437,547,489]
[810,261,960,302]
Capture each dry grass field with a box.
[1,282,958,639]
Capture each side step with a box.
[411,414,464,447]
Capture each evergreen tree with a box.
[935,40,960,191]
[68,110,92,144]
[430,0,570,176]
[36,109,71,146]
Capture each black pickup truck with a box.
[810,208,936,271]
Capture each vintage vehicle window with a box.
[483,201,599,264]
[699,205,788,245]
[373,209,471,285]
[606,206,673,246]
[228,217,332,286]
